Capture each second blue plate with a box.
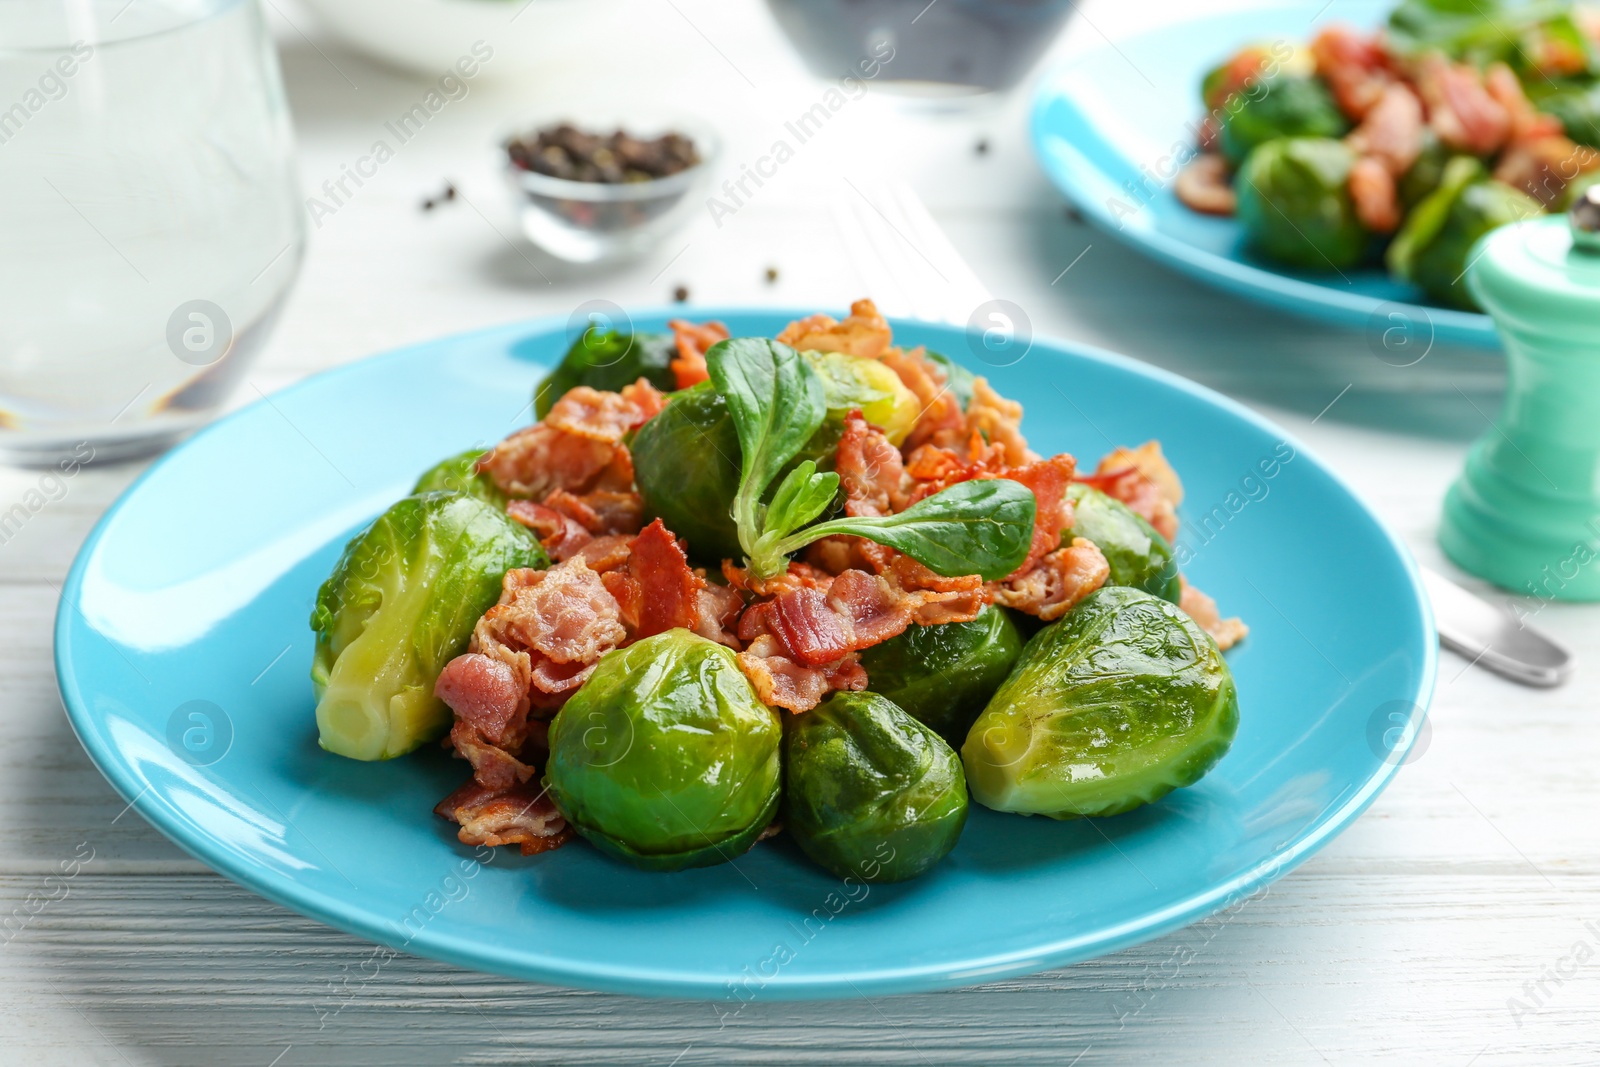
[1030,0,1499,347]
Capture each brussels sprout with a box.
[1065,483,1181,603]
[1235,138,1371,271]
[545,629,782,871]
[783,691,968,883]
[1537,83,1600,150]
[411,449,507,508]
[962,585,1239,819]
[1388,156,1543,309]
[1398,129,1457,210]
[804,350,919,445]
[632,351,909,565]
[534,328,678,418]
[1217,74,1349,166]
[311,492,548,761]
[924,350,977,411]
[856,606,1023,746]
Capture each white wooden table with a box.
[5,1,1598,1063]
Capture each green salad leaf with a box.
[707,337,1037,581]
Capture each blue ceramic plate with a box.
[1030,0,1499,347]
[56,311,1435,999]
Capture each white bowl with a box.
[297,0,626,77]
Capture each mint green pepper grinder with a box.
[1439,188,1600,600]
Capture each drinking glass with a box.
[0,0,305,464]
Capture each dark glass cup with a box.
[766,0,1077,98]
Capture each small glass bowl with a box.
[499,115,719,265]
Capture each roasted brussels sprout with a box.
[1217,74,1349,166]
[1388,156,1542,309]
[411,449,506,508]
[1538,83,1600,150]
[783,691,968,882]
[1236,138,1371,270]
[1398,129,1457,210]
[962,586,1239,819]
[545,629,782,871]
[534,327,677,418]
[806,350,920,445]
[1065,483,1181,603]
[311,492,548,760]
[632,350,912,564]
[856,605,1023,746]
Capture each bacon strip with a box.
[991,538,1110,622]
[777,298,891,359]
[600,518,706,640]
[1180,577,1248,651]
[1312,25,1393,121]
[1093,442,1182,543]
[435,779,573,856]
[1417,54,1511,157]
[668,319,728,389]
[479,380,663,499]
[837,411,911,518]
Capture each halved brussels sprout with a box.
[1235,137,1370,271]
[783,691,967,883]
[632,350,910,564]
[857,605,1023,746]
[545,629,782,871]
[1217,74,1349,166]
[1066,483,1181,603]
[311,492,548,760]
[805,350,919,446]
[411,449,506,508]
[534,328,678,418]
[962,585,1239,819]
[1388,156,1542,309]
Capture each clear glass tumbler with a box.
[0,0,305,465]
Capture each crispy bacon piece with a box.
[486,560,627,670]
[1093,442,1182,543]
[957,379,1032,466]
[1350,155,1403,233]
[1312,25,1393,120]
[435,780,573,856]
[776,298,891,359]
[837,411,912,517]
[881,346,965,452]
[991,538,1110,621]
[1175,154,1237,216]
[1004,454,1077,573]
[571,534,633,573]
[694,582,745,648]
[478,380,662,499]
[447,721,535,792]
[668,318,728,389]
[1347,83,1425,176]
[600,518,706,639]
[1485,63,1563,143]
[506,500,592,561]
[436,653,523,744]
[1180,577,1248,650]
[1416,54,1510,156]
[736,635,867,713]
[1495,135,1599,206]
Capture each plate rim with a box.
[54,309,1439,999]
[1027,4,1500,349]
